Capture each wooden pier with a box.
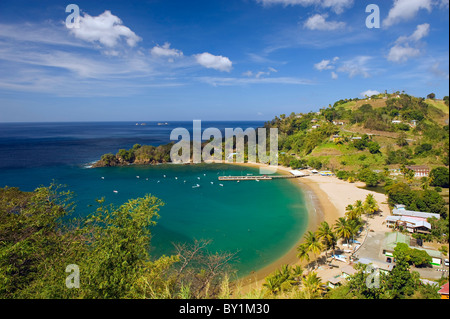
[218,174,308,181]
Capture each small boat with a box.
[163,175,166,178]
[175,177,178,180]
[136,176,140,179]
[157,180,160,183]
[211,182,214,184]
[101,177,105,179]
[192,184,200,188]
[113,190,118,193]
[219,184,224,187]
[197,177,201,180]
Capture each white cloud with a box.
[383,0,432,27]
[410,23,430,41]
[69,10,142,48]
[337,56,372,78]
[440,0,449,8]
[331,71,338,79]
[387,24,430,62]
[304,14,346,31]
[150,43,183,62]
[387,45,421,62]
[314,57,339,71]
[243,67,278,78]
[256,0,354,14]
[197,76,313,86]
[361,90,380,98]
[195,52,233,72]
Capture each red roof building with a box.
[438,282,449,299]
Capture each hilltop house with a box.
[406,165,430,178]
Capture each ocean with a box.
[0,121,309,277]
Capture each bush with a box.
[429,167,449,188]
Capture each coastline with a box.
[225,162,342,293]
[227,162,390,296]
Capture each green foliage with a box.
[0,185,236,299]
[429,167,449,188]
[358,168,380,187]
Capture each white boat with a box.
[136,176,140,179]
[192,184,200,188]
[113,190,118,193]
[211,182,214,184]
[219,184,224,187]
[101,177,105,179]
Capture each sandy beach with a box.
[228,162,390,295]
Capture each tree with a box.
[316,222,337,259]
[302,272,323,298]
[368,141,381,154]
[364,194,379,215]
[334,217,352,246]
[429,167,449,188]
[396,131,409,147]
[302,231,323,269]
[427,93,436,100]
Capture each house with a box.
[356,257,395,274]
[351,136,362,140]
[392,120,402,124]
[382,232,444,266]
[341,265,357,278]
[392,207,440,220]
[311,125,320,129]
[385,215,432,234]
[319,171,334,176]
[406,165,430,177]
[438,283,449,299]
[326,276,343,289]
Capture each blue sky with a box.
[0,0,448,122]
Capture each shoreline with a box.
[226,162,342,293]
[226,162,390,297]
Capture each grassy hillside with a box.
[267,93,449,175]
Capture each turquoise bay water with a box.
[85,164,308,277]
[0,122,309,277]
[1,163,308,277]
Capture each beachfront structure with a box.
[356,257,395,274]
[438,283,449,299]
[382,232,444,266]
[392,206,440,220]
[405,165,430,178]
[385,215,432,234]
[319,171,334,176]
[289,170,308,177]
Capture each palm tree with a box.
[353,200,366,218]
[334,217,352,246]
[296,243,310,266]
[302,272,323,298]
[291,265,304,285]
[316,221,337,260]
[263,276,280,295]
[348,218,362,249]
[303,231,323,269]
[364,194,379,215]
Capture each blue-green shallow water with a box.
[1,163,308,277]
